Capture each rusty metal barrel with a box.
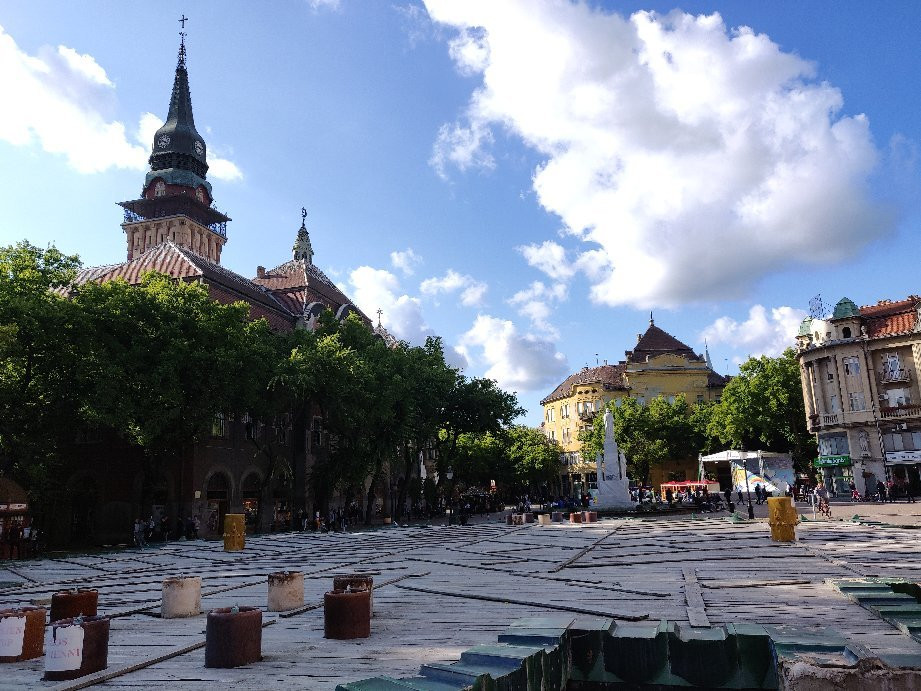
[0,607,45,662]
[50,589,98,623]
[204,607,262,668]
[43,616,109,681]
[324,588,371,639]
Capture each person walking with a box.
[815,482,831,518]
[906,482,917,504]
[133,518,146,548]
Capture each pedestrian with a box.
[133,518,146,548]
[887,479,896,503]
[754,484,763,505]
[815,482,831,518]
[737,488,743,504]
[876,480,886,503]
[906,482,917,504]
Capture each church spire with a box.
[293,207,314,264]
[149,25,208,180]
[704,339,714,370]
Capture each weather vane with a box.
[301,207,307,226]
[376,308,383,327]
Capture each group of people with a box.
[133,514,201,547]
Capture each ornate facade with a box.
[796,296,921,497]
[540,318,727,496]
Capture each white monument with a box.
[594,409,634,509]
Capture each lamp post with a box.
[741,444,754,519]
[446,467,454,525]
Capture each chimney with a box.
[256,266,266,278]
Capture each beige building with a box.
[541,318,727,496]
[796,295,921,497]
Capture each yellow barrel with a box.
[767,497,798,542]
[223,514,245,552]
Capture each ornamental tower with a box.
[118,30,230,263]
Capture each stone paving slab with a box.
[0,517,919,688]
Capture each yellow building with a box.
[540,318,727,496]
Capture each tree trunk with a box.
[364,470,380,525]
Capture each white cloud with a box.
[700,304,807,357]
[518,240,575,281]
[307,0,341,11]
[207,156,244,182]
[348,265,469,369]
[425,2,890,308]
[458,314,569,391]
[420,269,488,307]
[430,120,495,180]
[390,248,423,276]
[0,25,242,179]
[508,280,568,337]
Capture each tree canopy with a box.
[0,241,528,523]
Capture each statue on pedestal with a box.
[594,408,634,509]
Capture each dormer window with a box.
[154,180,166,197]
[196,187,204,203]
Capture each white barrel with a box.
[267,571,304,612]
[537,514,551,525]
[161,577,201,619]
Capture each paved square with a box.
[1,515,921,688]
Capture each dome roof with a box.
[833,297,860,319]
[798,317,813,336]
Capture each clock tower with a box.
[118,34,230,263]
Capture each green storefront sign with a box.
[813,455,851,468]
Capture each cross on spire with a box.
[179,14,189,29]
[376,309,383,327]
[301,207,307,228]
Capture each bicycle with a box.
[818,498,832,518]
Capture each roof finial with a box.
[293,207,314,263]
[177,15,189,68]
[376,308,383,328]
[649,310,654,326]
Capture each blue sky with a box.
[2,1,920,424]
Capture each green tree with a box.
[581,395,706,485]
[708,349,816,470]
[0,242,86,508]
[505,425,562,492]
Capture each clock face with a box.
[194,141,204,156]
[157,135,171,149]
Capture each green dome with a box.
[833,297,860,319]
[798,317,813,336]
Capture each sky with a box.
[2,1,921,424]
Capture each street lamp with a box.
[446,467,454,525]
[741,444,754,520]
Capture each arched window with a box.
[842,326,852,339]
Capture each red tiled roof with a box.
[860,298,918,339]
[626,324,701,363]
[253,258,370,324]
[540,364,628,405]
[72,241,295,331]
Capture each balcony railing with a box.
[880,404,921,420]
[880,368,911,384]
[578,409,597,421]
[821,413,840,426]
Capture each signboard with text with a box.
[814,455,851,468]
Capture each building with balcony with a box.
[540,318,728,497]
[796,295,921,496]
